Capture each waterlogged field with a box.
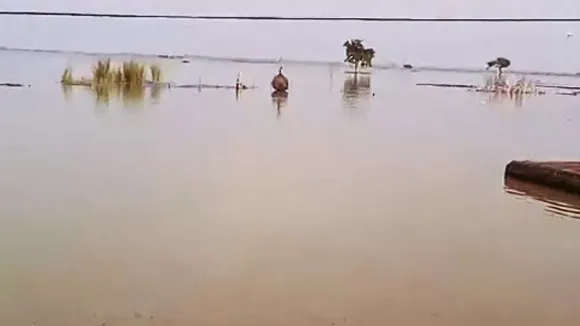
[2,29,580,325]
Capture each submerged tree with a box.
[343,39,375,74]
[486,57,511,77]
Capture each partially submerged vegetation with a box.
[477,57,542,94]
[416,57,545,97]
[61,58,165,105]
[60,58,258,105]
[343,39,375,74]
[52,53,580,107]
[61,58,163,88]
[474,74,542,95]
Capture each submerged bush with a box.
[149,64,162,83]
[61,67,73,84]
[61,58,165,104]
[343,39,375,73]
[61,58,163,88]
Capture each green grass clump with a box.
[61,67,73,84]
[61,58,163,87]
[112,67,124,85]
[91,58,113,87]
[149,64,162,83]
[60,58,165,104]
[122,60,146,87]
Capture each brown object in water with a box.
[271,66,289,92]
[505,160,580,194]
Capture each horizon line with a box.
[2,46,579,78]
[2,11,580,22]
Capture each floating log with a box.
[537,84,580,91]
[157,54,185,60]
[0,82,29,87]
[416,83,478,89]
[505,160,580,194]
[471,88,545,95]
[61,81,256,90]
[173,83,256,90]
[344,70,371,75]
[555,91,579,96]
[62,80,91,87]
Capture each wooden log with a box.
[0,82,29,87]
[472,88,545,95]
[555,91,579,96]
[505,160,580,194]
[416,83,478,89]
[538,84,580,91]
[173,83,257,90]
[344,71,371,75]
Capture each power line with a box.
[1,11,580,22]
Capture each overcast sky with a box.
[0,0,576,18]
[1,0,580,72]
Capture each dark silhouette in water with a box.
[486,57,511,76]
[234,72,249,100]
[403,64,413,69]
[0,82,28,87]
[271,66,289,92]
[235,72,248,92]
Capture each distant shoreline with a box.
[1,46,579,78]
[1,12,580,22]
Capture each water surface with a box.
[1,40,580,326]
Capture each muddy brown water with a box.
[2,52,580,325]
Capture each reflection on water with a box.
[341,74,372,111]
[61,84,166,107]
[504,177,580,220]
[481,91,525,108]
[61,84,73,102]
[328,66,335,93]
[150,84,163,104]
[271,90,288,119]
[476,73,545,108]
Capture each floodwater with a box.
[2,17,580,326]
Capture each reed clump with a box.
[61,58,165,104]
[61,66,73,84]
[477,74,540,95]
[61,58,164,88]
[149,64,162,83]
